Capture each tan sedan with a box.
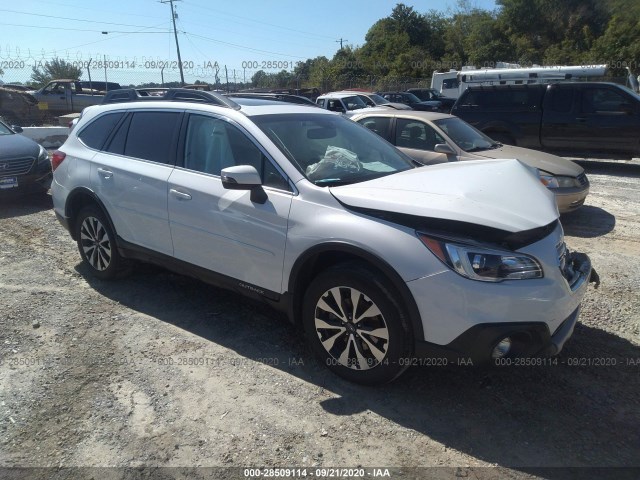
[350,111,589,213]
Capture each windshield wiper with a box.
[467,143,501,152]
[314,179,353,186]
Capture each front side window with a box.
[253,113,413,186]
[396,119,445,151]
[582,88,630,114]
[183,114,290,190]
[123,111,181,164]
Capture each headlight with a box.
[538,170,580,189]
[418,233,543,282]
[37,145,49,164]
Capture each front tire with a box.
[302,264,413,385]
[75,205,122,280]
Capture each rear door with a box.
[90,110,181,256]
[167,113,292,294]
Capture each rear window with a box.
[77,112,124,150]
[457,88,542,112]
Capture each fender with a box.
[287,241,425,342]
[64,186,117,242]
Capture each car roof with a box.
[317,92,364,99]
[86,99,336,120]
[351,110,454,122]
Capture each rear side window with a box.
[547,87,574,113]
[77,112,124,150]
[458,88,541,111]
[123,112,181,164]
[356,116,391,140]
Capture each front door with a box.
[167,113,293,294]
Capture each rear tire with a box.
[302,263,413,385]
[75,205,122,280]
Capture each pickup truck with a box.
[29,79,121,115]
[451,82,640,159]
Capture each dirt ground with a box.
[0,158,638,480]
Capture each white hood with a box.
[330,159,558,233]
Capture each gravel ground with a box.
[0,159,638,480]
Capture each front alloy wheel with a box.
[314,286,390,371]
[303,264,413,385]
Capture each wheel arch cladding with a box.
[66,187,116,242]
[287,242,425,342]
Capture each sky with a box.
[0,0,498,84]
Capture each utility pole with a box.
[161,0,185,86]
[335,38,348,50]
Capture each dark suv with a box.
[407,88,456,113]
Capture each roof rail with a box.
[102,88,241,110]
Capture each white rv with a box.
[431,64,608,98]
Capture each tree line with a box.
[253,0,640,90]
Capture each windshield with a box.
[434,117,498,152]
[367,94,390,105]
[404,92,422,104]
[0,121,14,135]
[342,95,367,110]
[253,113,414,186]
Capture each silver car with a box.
[51,89,594,384]
[351,111,590,213]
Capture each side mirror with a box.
[11,125,23,133]
[221,165,266,204]
[434,143,455,155]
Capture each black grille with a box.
[0,157,35,176]
[577,173,588,187]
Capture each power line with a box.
[186,32,307,59]
[0,23,171,34]
[0,8,169,30]
[336,38,349,49]
[183,1,335,41]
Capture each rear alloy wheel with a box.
[75,205,122,279]
[303,264,413,385]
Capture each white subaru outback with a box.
[51,89,595,384]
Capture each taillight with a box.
[51,151,66,171]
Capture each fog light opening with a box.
[491,337,512,359]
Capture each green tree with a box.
[31,58,82,87]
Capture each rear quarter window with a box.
[77,112,125,150]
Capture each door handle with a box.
[97,167,113,179]
[575,117,587,122]
[170,189,192,201]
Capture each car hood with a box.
[0,133,40,160]
[381,102,413,110]
[330,159,558,233]
[469,145,583,177]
